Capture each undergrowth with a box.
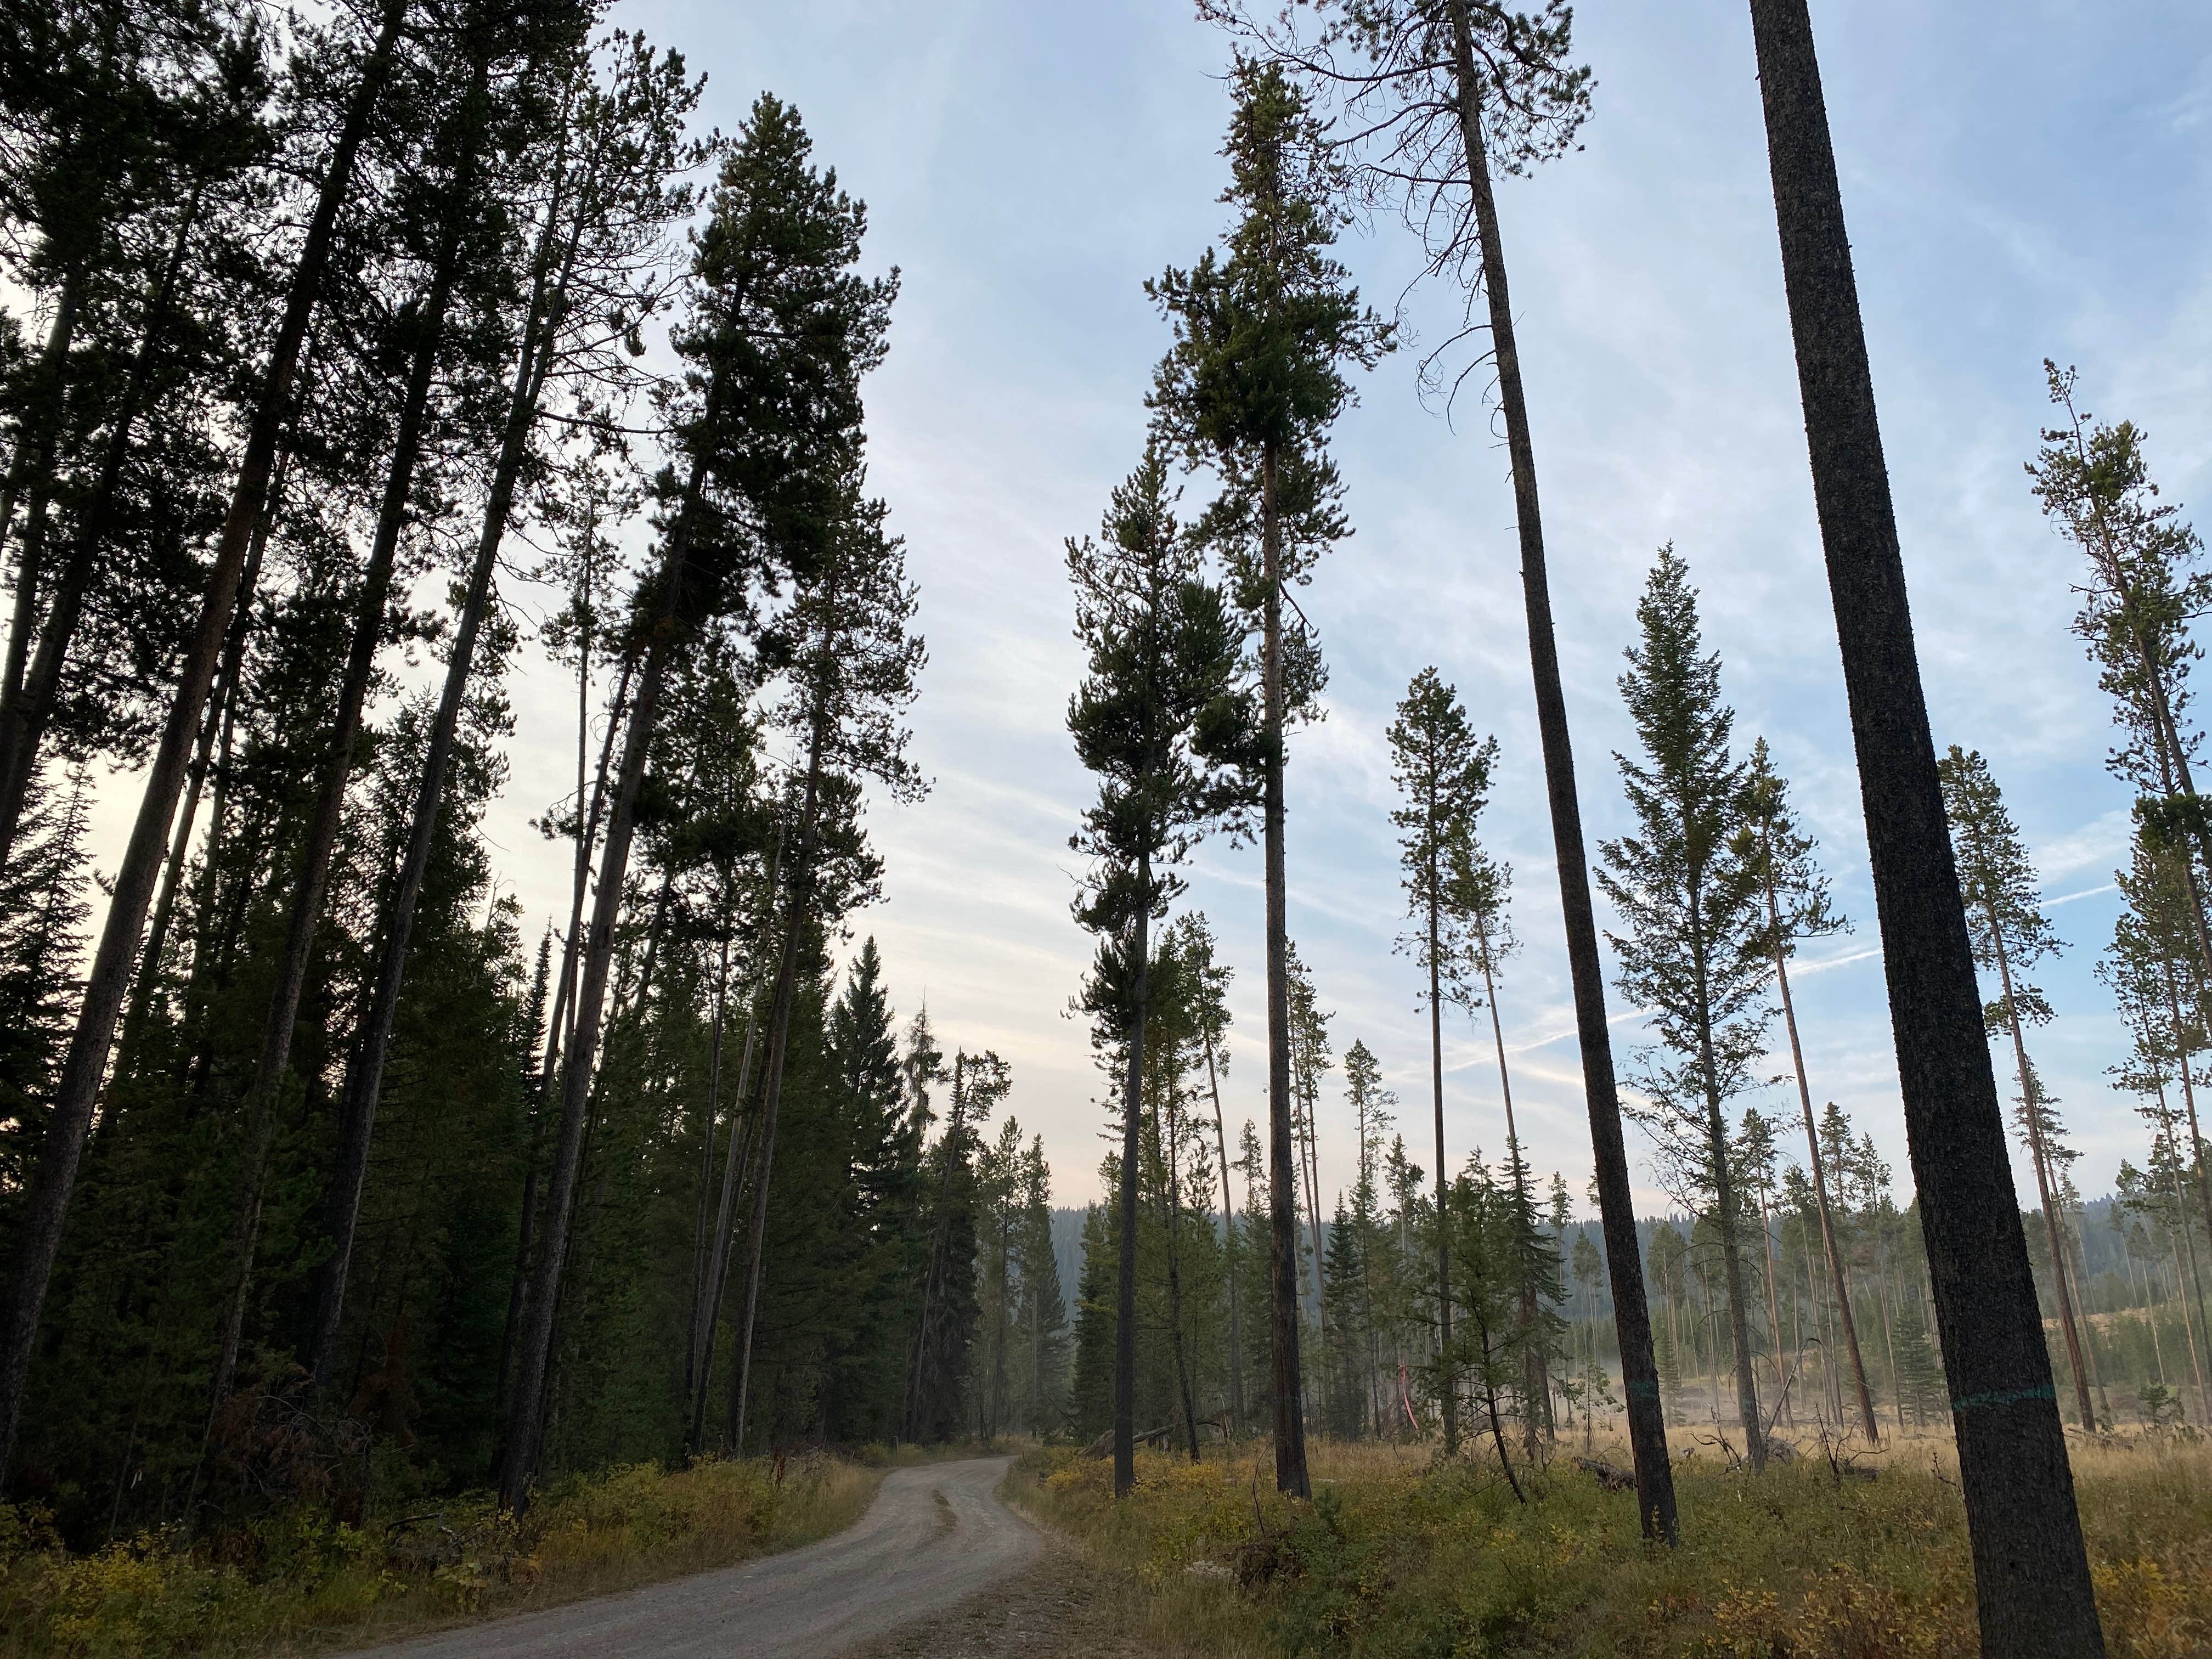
[1013,1429,2212,1657]
[0,1449,882,1657]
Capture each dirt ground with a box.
[839,1543,1169,1657]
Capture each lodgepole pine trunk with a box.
[313,127,578,1391]
[209,98,486,1427]
[1745,1,2104,1649]
[0,184,210,876]
[729,571,842,1457]
[688,827,781,1456]
[1477,926,1548,1456]
[1444,0,1674,1542]
[0,0,410,1492]
[1113,848,1151,1494]
[0,273,82,713]
[115,452,281,1081]
[1203,1033,1245,1430]
[1689,924,1765,1471]
[1428,891,1456,1454]
[1259,444,1309,1499]
[682,884,734,1415]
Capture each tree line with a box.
[0,0,1082,1546]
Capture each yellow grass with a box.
[1012,1426,2212,1657]
[0,1450,882,1657]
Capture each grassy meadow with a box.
[1009,1428,2212,1658]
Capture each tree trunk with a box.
[1688,918,1765,1470]
[313,129,582,1390]
[1259,442,1308,1498]
[499,363,719,1505]
[115,456,279,1081]
[208,108,484,1428]
[1203,1032,1244,1430]
[682,897,734,1415]
[1164,1086,1200,1464]
[688,830,780,1455]
[1755,1186,1788,1427]
[0,271,82,715]
[1444,0,1672,1542]
[1477,926,1547,1457]
[1113,847,1151,1494]
[1745,2,2103,1647]
[0,183,213,876]
[0,0,410,1492]
[1428,885,1457,1454]
[728,571,842,1458]
[1767,883,1880,1441]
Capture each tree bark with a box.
[728,567,842,1458]
[0,272,82,714]
[1203,1032,1245,1430]
[1745,2,2104,1648]
[1258,444,1308,1498]
[1444,0,1673,1542]
[0,0,410,1492]
[1687,916,1765,1470]
[1428,872,1457,1454]
[210,102,484,1427]
[687,830,780,1455]
[313,128,577,1390]
[0,183,208,874]
[1113,848,1150,1495]
[1477,921,1546,1456]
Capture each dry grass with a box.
[0,1450,882,1658]
[1014,1426,2212,1657]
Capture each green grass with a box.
[0,1449,884,1657]
[1013,1427,2212,1657]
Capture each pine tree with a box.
[1146,58,1386,1499]
[1386,667,1492,1453]
[1597,546,1770,1470]
[1939,744,2096,1432]
[1743,2,2101,1644]
[0,0,417,1490]
[1066,442,1246,1494]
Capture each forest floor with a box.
[1014,1425,2212,1657]
[0,1442,992,1656]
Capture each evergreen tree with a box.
[1939,744,2097,1431]
[1597,545,1771,1469]
[1066,441,1245,1494]
[1386,666,1492,1453]
[1146,57,1386,1499]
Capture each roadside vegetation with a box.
[1014,1433,2212,1658]
[0,1450,890,1658]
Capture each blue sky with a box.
[76,1,2204,1220]
[483,0,2211,1217]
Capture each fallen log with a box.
[1081,1423,1177,1460]
[1574,1455,1635,1492]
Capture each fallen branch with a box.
[1573,1456,1634,1492]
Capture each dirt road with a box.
[352,1455,1039,1658]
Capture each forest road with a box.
[351,1455,1040,1658]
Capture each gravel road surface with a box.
[351,1455,1039,1658]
